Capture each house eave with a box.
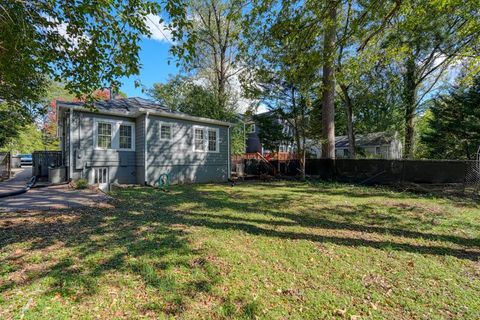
[138,108,233,127]
[57,103,141,118]
[56,103,233,127]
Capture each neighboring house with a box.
[243,111,295,154]
[310,132,403,159]
[57,97,232,189]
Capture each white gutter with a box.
[69,108,73,181]
[55,104,232,127]
[144,112,149,185]
[137,108,232,127]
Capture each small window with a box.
[97,122,112,149]
[375,146,381,154]
[160,124,172,140]
[194,128,205,151]
[208,129,218,152]
[249,124,256,133]
[119,124,132,149]
[94,167,108,184]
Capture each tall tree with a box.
[171,0,246,111]
[375,0,480,158]
[421,75,480,160]
[321,3,338,159]
[241,1,320,177]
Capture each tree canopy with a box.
[421,75,480,160]
[1,1,161,106]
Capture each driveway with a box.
[0,167,111,212]
[0,167,32,193]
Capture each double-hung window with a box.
[193,126,219,152]
[119,124,132,149]
[95,120,134,150]
[160,123,172,140]
[208,129,218,151]
[194,128,205,151]
[97,122,112,149]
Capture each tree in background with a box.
[241,0,323,176]
[0,103,33,150]
[150,75,247,154]
[170,0,246,111]
[375,1,480,158]
[0,124,46,154]
[254,113,291,154]
[150,75,234,120]
[335,65,404,138]
[421,76,480,160]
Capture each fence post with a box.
[7,152,11,178]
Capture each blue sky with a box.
[120,39,177,98]
[120,15,178,98]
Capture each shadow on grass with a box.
[0,182,479,317]
[0,207,222,317]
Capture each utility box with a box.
[236,163,245,177]
[49,167,66,184]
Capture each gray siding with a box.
[64,110,229,185]
[145,116,229,184]
[70,111,137,184]
[135,115,146,184]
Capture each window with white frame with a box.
[193,126,219,152]
[119,124,132,149]
[249,124,256,133]
[97,122,112,149]
[194,128,205,151]
[95,119,135,150]
[94,167,108,184]
[208,129,218,151]
[160,123,172,140]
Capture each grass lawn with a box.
[1,182,479,319]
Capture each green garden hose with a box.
[157,173,170,188]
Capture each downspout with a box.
[69,108,73,181]
[144,112,149,185]
[227,125,231,179]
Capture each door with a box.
[94,167,109,191]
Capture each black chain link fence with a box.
[241,158,479,197]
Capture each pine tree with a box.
[421,76,480,160]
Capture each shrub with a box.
[75,179,88,189]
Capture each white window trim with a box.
[93,118,135,151]
[192,125,220,153]
[159,122,173,141]
[249,123,256,133]
[95,121,113,150]
[118,123,135,151]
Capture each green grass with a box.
[1,181,479,319]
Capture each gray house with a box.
[57,98,231,189]
[310,132,403,159]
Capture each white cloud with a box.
[43,16,90,50]
[144,14,174,44]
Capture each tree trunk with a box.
[301,135,306,180]
[321,3,337,159]
[403,54,417,159]
[340,84,355,158]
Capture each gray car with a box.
[19,154,32,166]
